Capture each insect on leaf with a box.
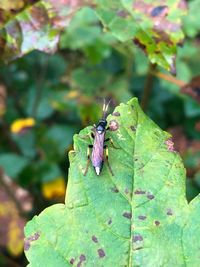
[24,98,199,267]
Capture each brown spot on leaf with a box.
[117,10,129,18]
[130,125,136,131]
[112,111,120,116]
[167,208,173,216]
[24,232,40,251]
[80,255,86,261]
[125,188,129,194]
[123,212,132,219]
[108,218,112,225]
[98,248,105,258]
[111,187,119,193]
[77,254,86,267]
[124,188,132,198]
[135,189,146,195]
[165,138,176,152]
[147,194,155,200]
[109,120,119,131]
[168,126,188,155]
[70,258,75,265]
[92,235,98,243]
[138,215,147,220]
[150,5,168,17]
[24,240,31,251]
[133,234,143,242]
[133,246,143,251]
[28,232,39,241]
[155,220,160,226]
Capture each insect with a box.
[83,100,118,176]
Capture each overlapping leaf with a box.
[0,0,85,62]
[93,0,187,74]
[1,0,187,72]
[24,98,200,266]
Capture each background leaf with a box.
[24,98,200,266]
[0,1,187,72]
[0,153,28,178]
[93,0,187,73]
[0,0,85,62]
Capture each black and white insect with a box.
[84,100,118,176]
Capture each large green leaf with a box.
[24,98,199,266]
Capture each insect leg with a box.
[104,137,120,149]
[104,145,114,176]
[83,145,93,176]
[80,130,95,140]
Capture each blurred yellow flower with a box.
[42,177,66,200]
[10,118,35,134]
[65,90,79,99]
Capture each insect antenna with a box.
[102,99,111,120]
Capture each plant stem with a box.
[32,57,49,118]
[151,71,186,87]
[141,63,156,111]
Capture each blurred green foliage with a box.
[1,2,200,266]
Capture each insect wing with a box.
[91,132,105,169]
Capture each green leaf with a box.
[183,0,200,38]
[39,162,62,183]
[12,131,36,159]
[25,86,54,120]
[45,124,78,154]
[60,7,115,64]
[60,7,102,49]
[93,0,187,73]
[0,153,28,178]
[72,67,109,94]
[24,98,199,266]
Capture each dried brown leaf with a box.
[0,169,32,256]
